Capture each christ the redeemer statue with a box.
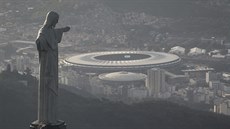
[30,11,70,129]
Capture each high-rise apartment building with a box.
[146,68,165,98]
[206,71,218,84]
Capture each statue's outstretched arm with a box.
[55,26,70,43]
[62,26,70,32]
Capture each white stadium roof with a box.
[65,51,181,72]
[99,71,147,82]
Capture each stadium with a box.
[64,51,181,72]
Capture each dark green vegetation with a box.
[102,0,228,17]
[103,0,230,37]
[1,0,230,39]
[1,71,230,129]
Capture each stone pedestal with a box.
[30,120,66,129]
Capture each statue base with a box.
[30,120,66,129]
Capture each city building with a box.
[192,87,213,103]
[165,71,188,85]
[206,71,219,84]
[0,49,5,61]
[15,55,31,72]
[188,47,206,56]
[128,87,148,100]
[182,67,214,79]
[16,56,24,71]
[146,68,166,98]
[91,71,147,100]
[169,46,185,55]
[209,81,221,90]
[209,81,222,96]
[214,99,230,116]
[223,73,230,81]
[212,54,226,59]
[220,84,230,97]
[223,85,230,94]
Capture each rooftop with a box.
[65,51,181,72]
[99,71,147,82]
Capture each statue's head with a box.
[43,11,59,28]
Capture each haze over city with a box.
[1,0,230,129]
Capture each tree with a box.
[6,64,11,72]
[25,67,32,76]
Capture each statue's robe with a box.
[35,11,65,124]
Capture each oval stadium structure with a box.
[65,51,181,72]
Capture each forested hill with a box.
[1,71,230,129]
[101,0,229,18]
[1,0,230,40]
